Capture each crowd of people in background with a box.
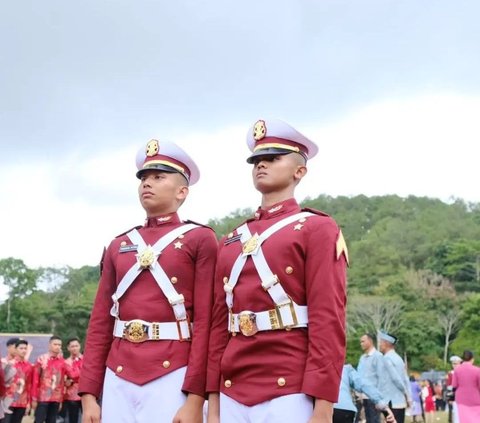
[335,332,480,423]
[0,336,83,423]
[1,331,480,423]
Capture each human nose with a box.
[256,159,267,169]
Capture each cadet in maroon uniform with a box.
[207,119,348,423]
[79,139,217,423]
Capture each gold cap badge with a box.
[146,139,159,157]
[253,120,267,141]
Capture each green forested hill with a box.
[1,195,479,370]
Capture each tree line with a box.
[1,194,479,370]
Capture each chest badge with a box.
[136,245,159,269]
[242,233,260,256]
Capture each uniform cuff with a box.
[301,365,341,403]
[182,373,206,398]
[78,375,103,399]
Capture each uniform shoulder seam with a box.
[183,219,214,231]
[114,225,142,238]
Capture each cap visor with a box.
[136,164,179,179]
[246,148,292,164]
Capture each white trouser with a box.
[220,392,313,423]
[102,366,187,423]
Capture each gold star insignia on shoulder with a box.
[336,230,349,266]
[294,223,303,231]
[174,241,183,249]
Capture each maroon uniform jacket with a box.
[79,212,217,398]
[207,199,347,406]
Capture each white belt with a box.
[230,304,308,336]
[113,318,192,342]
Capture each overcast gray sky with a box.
[0,0,479,282]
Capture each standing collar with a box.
[365,347,378,357]
[144,212,181,227]
[253,198,300,220]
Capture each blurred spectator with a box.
[421,380,435,423]
[452,350,480,423]
[63,338,83,423]
[3,340,33,423]
[334,364,395,423]
[433,381,445,411]
[0,365,6,420]
[408,375,422,422]
[357,333,384,423]
[446,355,461,423]
[1,339,19,366]
[31,336,79,423]
[379,331,411,423]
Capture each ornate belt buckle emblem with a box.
[123,320,148,343]
[136,245,158,269]
[238,311,258,336]
[242,234,259,256]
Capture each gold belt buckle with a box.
[275,300,298,329]
[176,316,191,342]
[238,311,258,336]
[123,320,148,343]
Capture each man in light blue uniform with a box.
[357,333,385,423]
[379,331,412,423]
[334,364,395,423]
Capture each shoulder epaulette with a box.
[114,225,142,238]
[183,219,214,230]
[301,207,330,217]
[232,216,256,232]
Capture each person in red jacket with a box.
[79,139,217,423]
[3,339,34,423]
[32,336,80,423]
[0,365,6,419]
[63,338,83,423]
[207,119,348,423]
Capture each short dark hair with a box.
[462,350,474,362]
[15,339,28,347]
[363,333,375,343]
[6,337,20,347]
[67,337,80,346]
[49,335,62,343]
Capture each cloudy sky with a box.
[0,0,479,280]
